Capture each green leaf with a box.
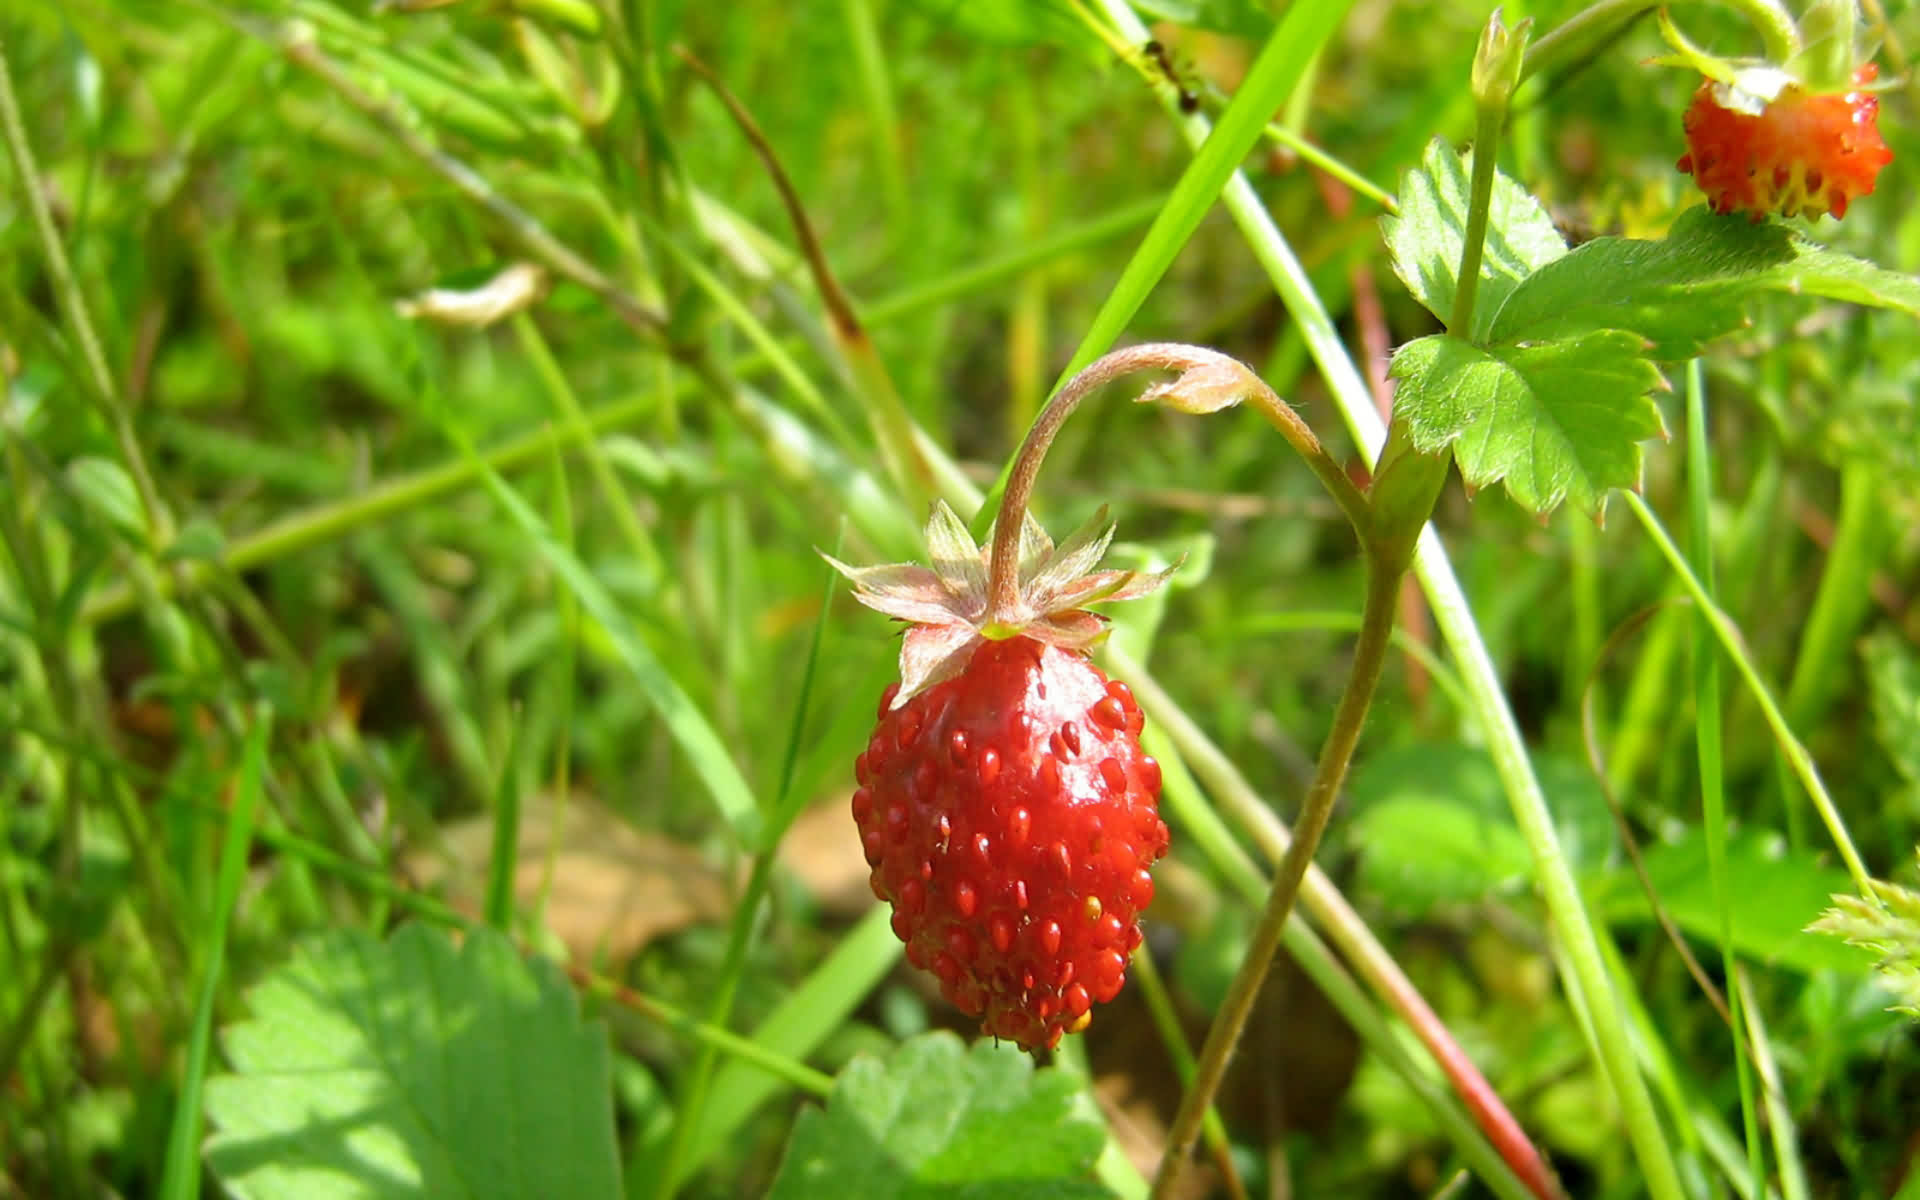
[160,518,227,564]
[1352,797,1535,915]
[1384,138,1567,338]
[768,1032,1111,1199]
[162,714,270,1200]
[1388,330,1668,517]
[1489,207,1920,359]
[1348,743,1615,916]
[65,456,147,538]
[204,924,621,1200]
[1589,832,1874,976]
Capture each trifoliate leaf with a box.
[767,1032,1111,1199]
[1388,330,1668,518]
[1385,139,1568,337]
[1489,207,1920,359]
[204,924,621,1200]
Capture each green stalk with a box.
[1127,949,1246,1200]
[840,0,910,238]
[0,36,170,544]
[1448,103,1505,337]
[1624,491,1875,898]
[514,313,670,579]
[1736,970,1808,1200]
[159,712,271,1200]
[1115,646,1550,1200]
[1521,0,1799,83]
[1150,556,1400,1195]
[1260,120,1399,212]
[1086,1,1685,1191]
[1686,360,1764,1194]
[1784,460,1888,729]
[655,559,836,1197]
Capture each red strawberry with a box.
[829,502,1172,1051]
[1677,64,1892,221]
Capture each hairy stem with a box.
[985,343,1368,622]
[1151,551,1401,1196]
[1448,101,1505,338]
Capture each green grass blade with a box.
[1624,491,1875,898]
[653,550,842,1198]
[159,709,271,1200]
[676,904,900,1181]
[1686,358,1765,1194]
[1056,0,1355,382]
[536,437,579,928]
[438,420,763,846]
[1736,971,1808,1200]
[1783,459,1889,728]
[973,0,1357,534]
[484,714,524,931]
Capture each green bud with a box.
[1470,7,1532,114]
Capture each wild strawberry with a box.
[1677,64,1892,221]
[829,501,1172,1051]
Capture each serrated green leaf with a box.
[1489,207,1920,359]
[1589,832,1874,976]
[1384,138,1567,337]
[1388,330,1667,517]
[768,1032,1111,1199]
[204,924,621,1200]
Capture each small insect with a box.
[1142,39,1200,114]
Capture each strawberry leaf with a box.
[768,1032,1111,1199]
[1489,207,1920,358]
[1389,330,1667,518]
[204,924,622,1199]
[1385,138,1568,338]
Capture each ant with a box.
[1141,39,1201,114]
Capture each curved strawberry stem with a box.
[984,343,1370,625]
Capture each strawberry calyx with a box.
[823,501,1174,708]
